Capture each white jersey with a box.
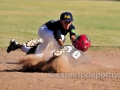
[58,45,92,66]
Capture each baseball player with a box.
[7,12,77,54]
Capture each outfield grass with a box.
[0,0,120,49]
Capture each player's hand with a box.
[72,39,78,47]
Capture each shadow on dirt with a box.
[0,57,57,73]
[0,56,58,73]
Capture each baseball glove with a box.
[26,38,43,47]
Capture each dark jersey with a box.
[45,20,76,41]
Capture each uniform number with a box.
[66,46,81,59]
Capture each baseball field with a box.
[0,0,120,90]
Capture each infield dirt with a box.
[0,48,120,90]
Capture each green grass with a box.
[0,0,120,49]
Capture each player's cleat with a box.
[26,38,43,47]
[53,46,68,57]
[53,50,63,57]
[7,39,21,53]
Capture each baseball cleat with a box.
[7,39,21,53]
[53,46,68,57]
[26,38,43,47]
[53,50,63,57]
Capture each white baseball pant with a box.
[21,24,65,54]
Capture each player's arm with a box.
[57,39,64,46]
[53,30,64,46]
[70,35,76,42]
[69,28,77,44]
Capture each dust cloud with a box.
[19,51,114,73]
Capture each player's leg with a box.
[21,43,32,53]
[35,40,50,54]
[21,38,43,54]
[7,38,33,53]
[35,25,54,54]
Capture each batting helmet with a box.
[73,34,91,52]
